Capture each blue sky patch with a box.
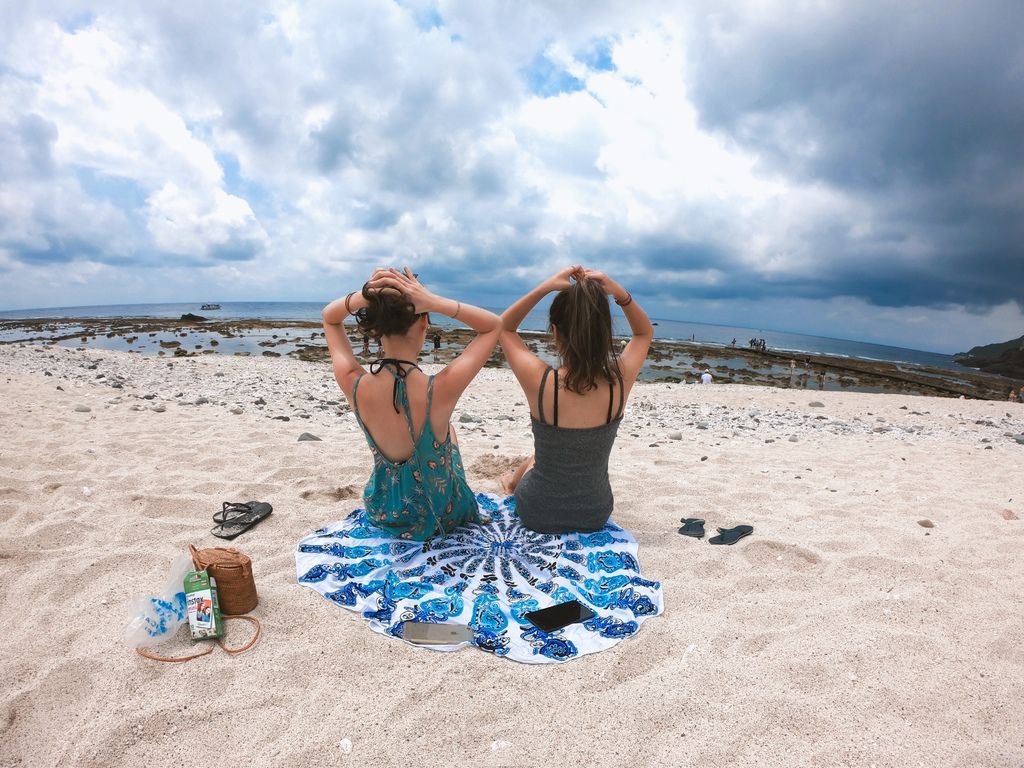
[59,12,95,33]
[521,53,585,97]
[578,38,615,72]
[74,166,147,210]
[216,151,274,220]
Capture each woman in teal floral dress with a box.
[322,268,500,540]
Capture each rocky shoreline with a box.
[0,315,1015,400]
[2,343,1023,450]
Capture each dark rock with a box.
[195,396,210,405]
[44,371,52,377]
[273,415,291,421]
[159,340,180,348]
[917,519,934,528]
[74,405,91,413]
[700,455,708,461]
[298,432,322,442]
[180,313,207,322]
[254,397,266,406]
[809,401,824,408]
[262,350,281,357]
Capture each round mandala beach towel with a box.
[295,493,663,664]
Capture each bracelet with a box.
[452,300,461,319]
[614,291,633,307]
[344,292,355,314]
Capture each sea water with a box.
[0,300,963,372]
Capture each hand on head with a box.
[545,265,584,292]
[364,266,433,313]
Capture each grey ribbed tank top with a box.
[515,367,624,534]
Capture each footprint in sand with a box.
[467,453,530,480]
[742,540,823,572]
[300,484,361,501]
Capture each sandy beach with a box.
[1,343,1022,767]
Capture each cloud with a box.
[0,1,1022,352]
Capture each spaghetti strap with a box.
[606,375,614,423]
[606,369,626,423]
[552,368,559,427]
[396,380,417,442]
[538,367,552,425]
[614,368,625,420]
[351,373,365,416]
[425,374,436,414]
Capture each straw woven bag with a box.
[189,544,258,615]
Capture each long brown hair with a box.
[549,277,619,394]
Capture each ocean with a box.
[0,300,963,372]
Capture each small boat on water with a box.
[200,303,221,311]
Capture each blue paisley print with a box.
[295,493,663,664]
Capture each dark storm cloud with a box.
[684,1,1024,310]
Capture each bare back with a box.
[530,368,629,428]
[342,368,453,463]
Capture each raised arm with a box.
[499,266,579,391]
[322,279,380,396]
[367,268,500,407]
[582,269,653,383]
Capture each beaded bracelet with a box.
[614,291,633,307]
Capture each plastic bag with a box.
[123,554,193,648]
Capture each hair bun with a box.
[355,289,419,338]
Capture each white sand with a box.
[1,344,1022,767]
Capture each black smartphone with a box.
[523,600,596,633]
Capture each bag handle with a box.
[135,615,262,663]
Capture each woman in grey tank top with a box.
[499,266,653,533]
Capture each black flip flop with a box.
[678,518,705,538]
[214,501,272,525]
[211,502,273,540]
[708,524,753,545]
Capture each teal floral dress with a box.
[352,362,481,541]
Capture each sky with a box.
[1,1,1022,353]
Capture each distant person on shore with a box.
[320,267,500,540]
[360,334,371,356]
[431,331,442,361]
[731,337,737,347]
[1011,388,1019,402]
[818,370,826,389]
[700,369,713,384]
[498,266,653,534]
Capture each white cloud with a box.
[0,1,1019,353]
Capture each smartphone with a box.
[403,622,472,646]
[523,600,596,633]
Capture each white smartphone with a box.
[402,622,472,646]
